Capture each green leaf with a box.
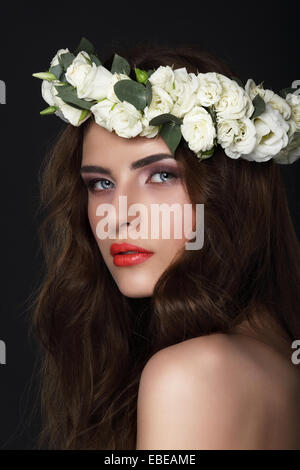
[145,80,152,106]
[74,37,96,56]
[96,97,107,103]
[32,72,57,81]
[59,71,68,84]
[40,105,58,115]
[197,153,214,161]
[49,64,63,80]
[83,54,92,66]
[251,94,266,119]
[231,75,244,87]
[54,84,97,110]
[78,109,91,123]
[159,122,182,155]
[58,52,76,71]
[149,113,183,126]
[111,53,131,75]
[135,67,148,84]
[278,87,296,98]
[90,53,101,66]
[113,79,150,111]
[199,146,215,159]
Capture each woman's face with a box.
[81,120,195,298]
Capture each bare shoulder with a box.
[139,331,299,398]
[136,333,300,449]
[139,332,272,390]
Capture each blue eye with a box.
[86,178,114,192]
[84,169,178,193]
[147,170,177,184]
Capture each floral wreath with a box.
[32,37,300,164]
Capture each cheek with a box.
[149,190,194,262]
[162,189,195,241]
[88,200,107,252]
[88,201,98,235]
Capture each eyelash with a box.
[84,169,179,193]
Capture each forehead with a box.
[82,119,172,165]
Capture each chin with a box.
[114,273,156,298]
[123,291,152,299]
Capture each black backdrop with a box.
[0,3,299,449]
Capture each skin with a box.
[136,329,300,449]
[81,120,195,298]
[81,120,300,449]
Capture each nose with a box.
[110,183,143,240]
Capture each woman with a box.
[30,44,300,450]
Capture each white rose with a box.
[273,131,300,164]
[181,105,216,153]
[170,68,199,118]
[286,118,298,140]
[50,48,70,67]
[245,79,291,120]
[143,85,173,119]
[91,75,145,134]
[217,117,256,159]
[41,79,57,107]
[215,75,254,120]
[108,101,143,138]
[140,85,173,137]
[41,80,90,126]
[243,103,289,162]
[245,78,275,102]
[90,98,115,131]
[139,122,160,138]
[148,65,175,94]
[65,51,93,88]
[285,93,300,130]
[196,72,222,107]
[267,93,291,120]
[65,54,113,101]
[216,118,239,148]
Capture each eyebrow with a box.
[80,153,174,176]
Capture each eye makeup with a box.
[82,162,182,194]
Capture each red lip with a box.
[110,242,153,256]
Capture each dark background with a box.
[0,3,299,449]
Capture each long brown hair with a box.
[29,44,300,449]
